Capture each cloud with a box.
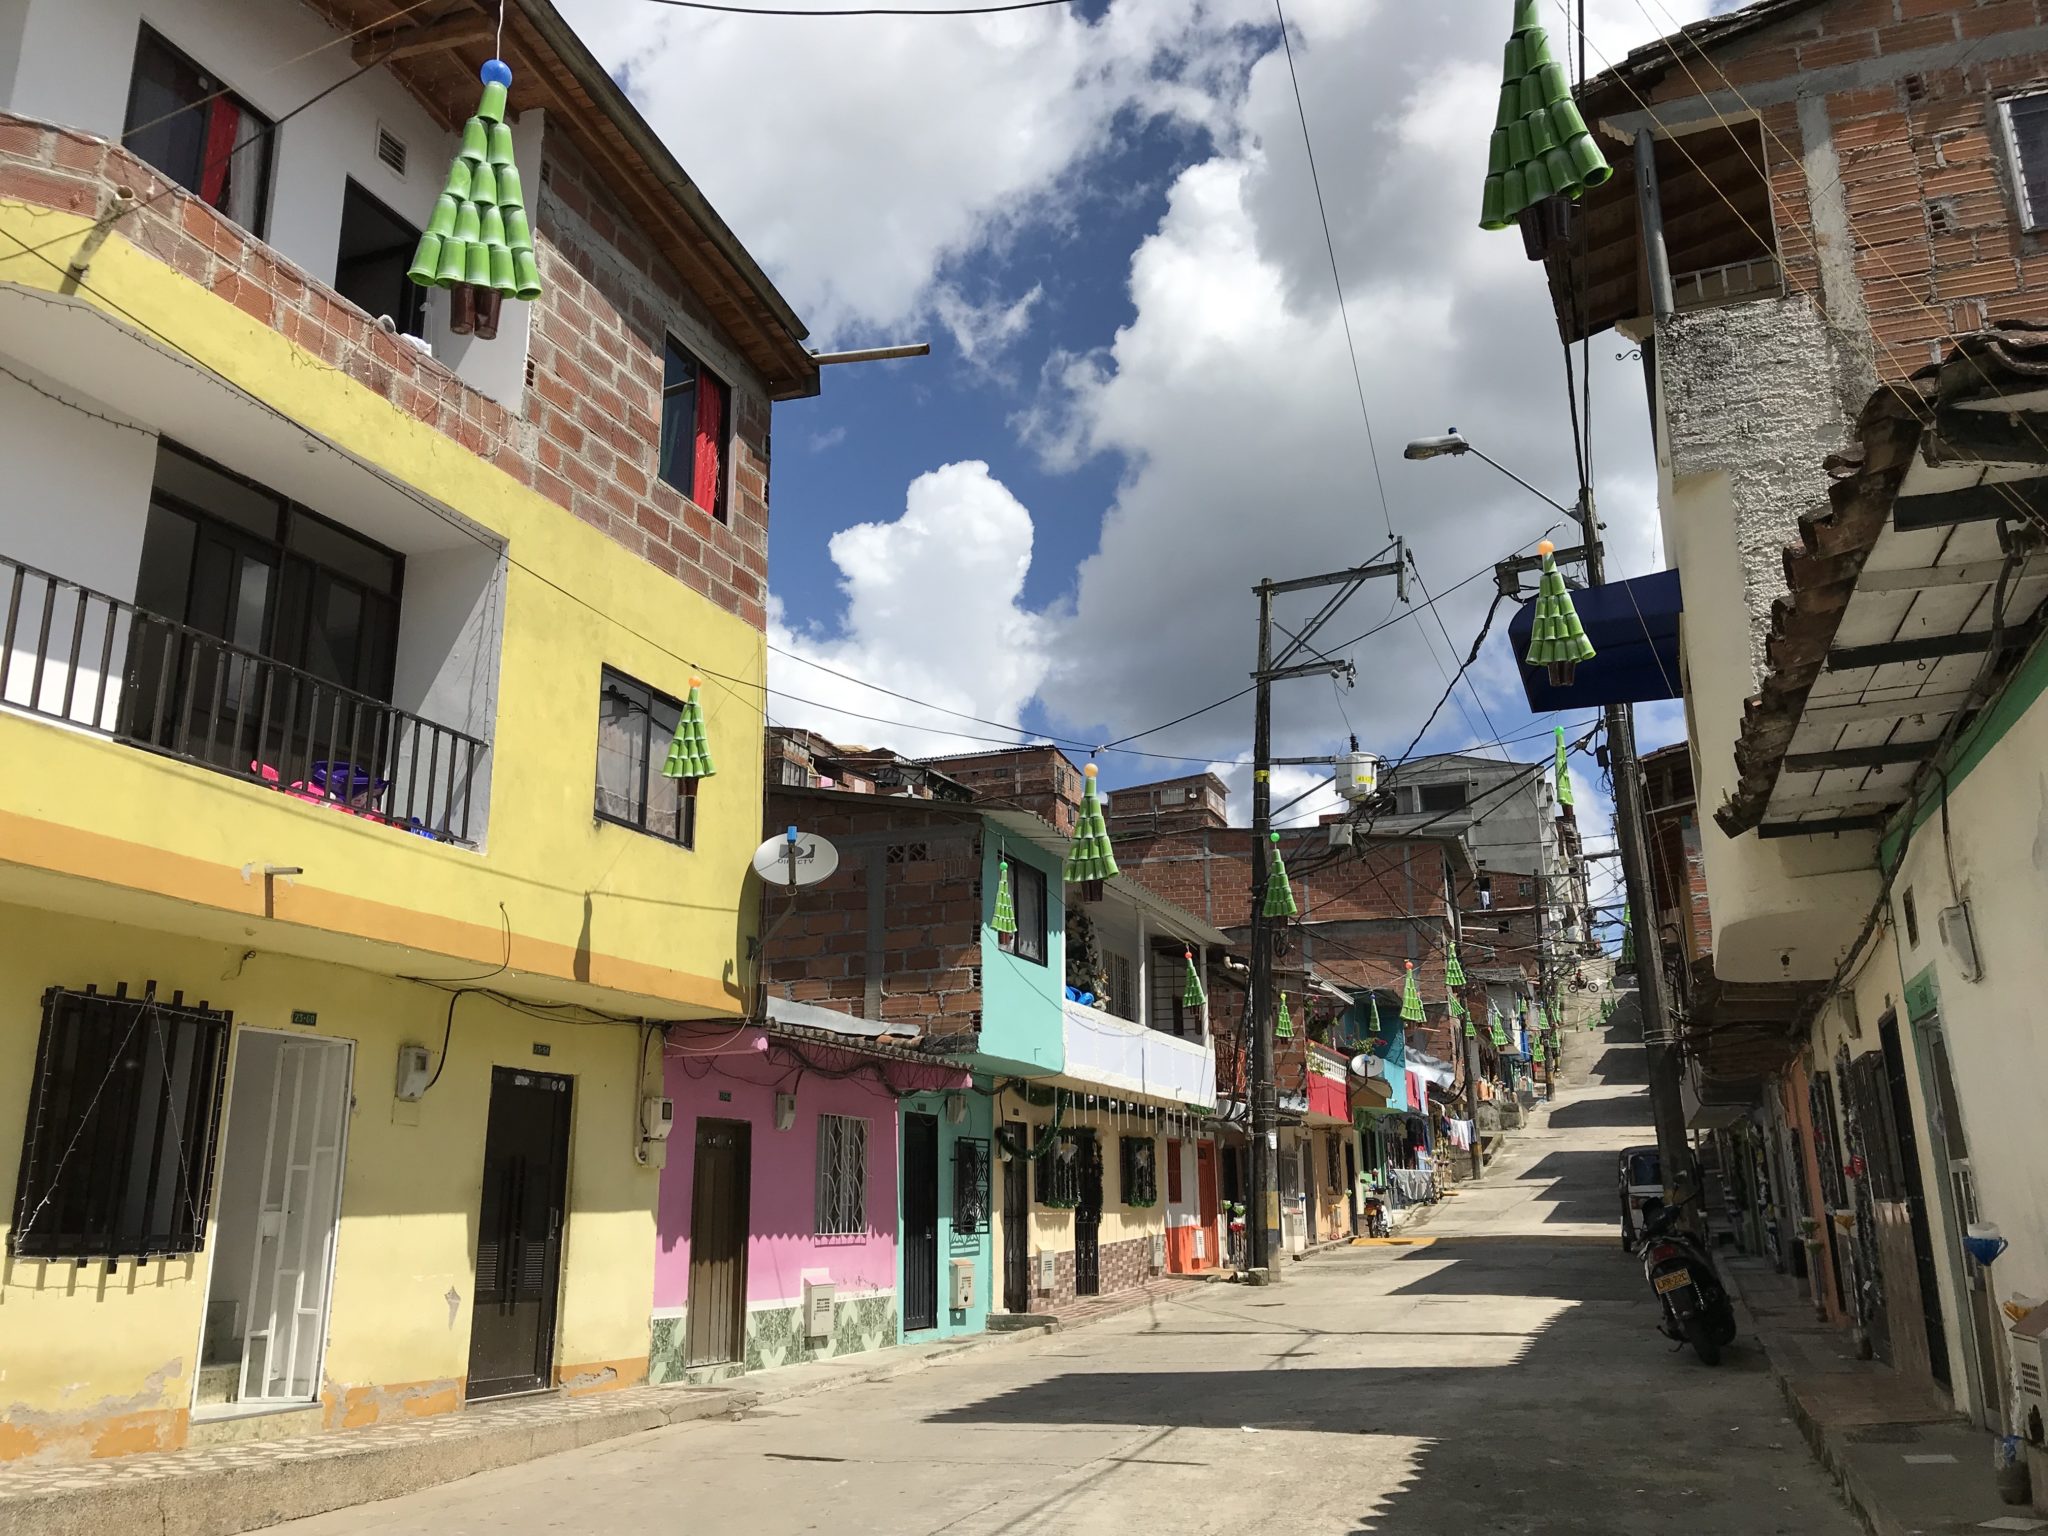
[563,0,1272,340]
[808,425,848,453]
[768,461,1056,753]
[932,282,1045,374]
[1025,0,1714,769]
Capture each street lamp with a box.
[1402,428,1578,520]
[1402,431,1471,461]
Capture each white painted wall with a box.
[1655,360,1880,982]
[0,361,155,726]
[6,0,532,410]
[390,545,505,847]
[1883,699,2048,1418]
[0,0,28,105]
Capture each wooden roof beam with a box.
[354,11,498,66]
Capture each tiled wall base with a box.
[648,1294,899,1386]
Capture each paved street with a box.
[277,1020,1859,1535]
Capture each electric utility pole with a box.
[1574,495,1690,1203]
[1247,545,1404,1273]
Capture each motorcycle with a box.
[1639,1199,1738,1365]
[1361,1191,1390,1239]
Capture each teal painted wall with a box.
[975,830,1065,1077]
[896,1090,994,1341]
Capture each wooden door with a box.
[1195,1141,1220,1268]
[468,1067,572,1400]
[1002,1125,1030,1313]
[902,1113,940,1332]
[685,1118,751,1368]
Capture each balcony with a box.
[1060,997,1215,1108]
[1,552,487,845]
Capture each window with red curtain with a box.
[124,25,273,237]
[659,338,731,521]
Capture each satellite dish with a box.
[753,826,839,889]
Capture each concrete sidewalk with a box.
[1723,1257,2037,1535]
[0,1324,1047,1536]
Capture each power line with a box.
[1271,0,1395,543]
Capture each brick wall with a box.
[930,747,1083,835]
[760,793,983,1033]
[1635,0,2048,379]
[0,114,771,631]
[1115,827,1460,930]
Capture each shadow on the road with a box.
[1545,1094,1656,1129]
[1519,1149,1615,1183]
[1587,1046,1650,1082]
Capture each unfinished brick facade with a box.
[1601,0,2048,380]
[926,747,1084,836]
[761,792,985,1037]
[0,112,774,630]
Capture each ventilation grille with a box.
[375,125,407,176]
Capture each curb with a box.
[1,1278,1213,1536]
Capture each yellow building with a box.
[0,0,813,1461]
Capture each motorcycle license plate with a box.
[1654,1270,1692,1295]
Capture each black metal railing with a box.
[0,554,489,845]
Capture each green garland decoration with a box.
[993,1089,1069,1161]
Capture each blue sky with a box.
[569,0,1718,936]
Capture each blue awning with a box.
[1508,568,1683,709]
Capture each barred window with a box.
[11,986,232,1259]
[814,1114,867,1235]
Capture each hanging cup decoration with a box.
[990,854,1018,936]
[1481,0,1613,231]
[1276,990,1294,1039]
[1554,724,1575,808]
[1064,763,1120,884]
[1182,949,1207,1010]
[409,59,542,339]
[660,677,716,781]
[1525,541,1596,685]
[1400,960,1425,1024]
[1263,831,1299,919]
[1444,941,1466,989]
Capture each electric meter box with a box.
[803,1280,836,1339]
[640,1095,674,1140]
[949,1257,975,1311]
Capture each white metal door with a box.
[238,1037,350,1403]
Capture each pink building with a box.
[648,1019,966,1380]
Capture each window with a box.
[334,179,427,338]
[1148,940,1198,1039]
[11,987,231,1259]
[1901,887,1919,948]
[952,1137,990,1234]
[2003,91,2048,230]
[595,667,696,847]
[814,1114,867,1235]
[1119,1136,1157,1207]
[1105,952,1137,1022]
[658,339,731,520]
[1036,1131,1084,1207]
[1476,877,1492,909]
[124,24,272,237]
[998,857,1048,965]
[1419,782,1469,813]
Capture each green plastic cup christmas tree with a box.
[1481,0,1613,231]
[1444,940,1465,989]
[1554,724,1575,808]
[1182,949,1207,1010]
[659,677,715,781]
[990,857,1017,936]
[1400,960,1425,1024]
[1276,990,1294,1039]
[408,59,542,339]
[1525,540,1596,685]
[1263,831,1298,919]
[1064,763,1120,884]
